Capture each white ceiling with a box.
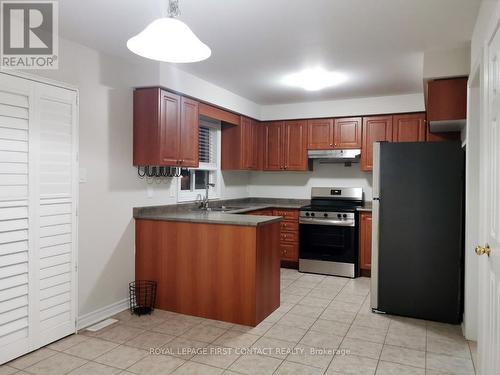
[58,0,480,104]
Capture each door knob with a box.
[475,245,491,256]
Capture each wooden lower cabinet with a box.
[246,208,300,264]
[246,209,274,216]
[135,219,280,326]
[273,209,300,264]
[280,243,298,262]
[359,212,373,276]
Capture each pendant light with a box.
[127,0,211,63]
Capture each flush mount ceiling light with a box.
[127,0,211,63]
[282,67,348,91]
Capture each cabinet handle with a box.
[284,165,288,169]
[330,143,333,146]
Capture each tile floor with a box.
[1,269,477,375]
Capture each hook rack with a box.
[137,166,183,179]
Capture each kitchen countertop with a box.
[357,201,373,212]
[133,198,309,227]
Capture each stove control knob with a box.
[311,212,315,217]
[305,212,310,217]
[343,214,348,219]
[337,214,342,219]
[324,213,328,218]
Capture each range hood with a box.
[308,149,361,163]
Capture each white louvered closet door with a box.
[0,73,78,364]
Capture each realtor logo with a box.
[1,0,58,69]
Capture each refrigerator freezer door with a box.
[371,199,380,310]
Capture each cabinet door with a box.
[264,122,283,170]
[159,91,181,165]
[359,212,372,271]
[284,120,308,171]
[178,97,199,167]
[241,117,258,170]
[307,119,333,149]
[393,113,426,142]
[251,119,262,170]
[361,116,393,171]
[280,243,298,262]
[427,77,467,122]
[334,117,362,149]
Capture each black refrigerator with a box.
[370,141,464,324]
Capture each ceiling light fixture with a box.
[282,67,348,91]
[127,0,211,63]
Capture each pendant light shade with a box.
[127,1,211,63]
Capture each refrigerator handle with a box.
[371,191,380,310]
[372,142,381,199]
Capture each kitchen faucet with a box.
[200,182,215,210]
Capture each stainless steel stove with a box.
[299,187,363,278]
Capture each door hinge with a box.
[75,263,78,272]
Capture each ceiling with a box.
[58,0,480,105]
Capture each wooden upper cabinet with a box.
[359,212,372,272]
[133,88,200,167]
[242,118,259,170]
[307,119,333,149]
[307,117,361,150]
[199,102,240,125]
[334,117,362,149]
[284,120,308,171]
[178,97,199,167]
[427,77,467,122]
[361,115,393,171]
[159,91,181,166]
[264,121,309,171]
[264,122,283,171]
[392,113,426,143]
[134,88,199,167]
[221,116,260,170]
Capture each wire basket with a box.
[129,280,157,316]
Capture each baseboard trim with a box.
[77,298,129,330]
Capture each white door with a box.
[0,73,78,364]
[477,26,500,375]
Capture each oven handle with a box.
[299,217,355,227]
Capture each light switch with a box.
[79,168,87,183]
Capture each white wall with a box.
[423,45,471,80]
[471,0,500,70]
[247,162,373,201]
[159,64,261,119]
[260,93,425,121]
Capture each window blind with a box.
[198,126,216,165]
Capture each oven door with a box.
[299,219,358,277]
